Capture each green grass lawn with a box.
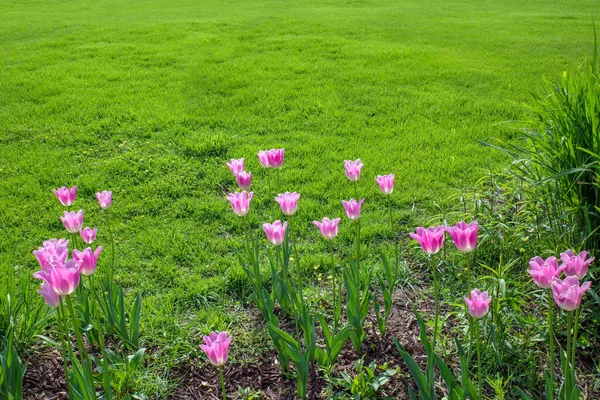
[1,0,599,395]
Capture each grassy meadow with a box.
[1,0,599,396]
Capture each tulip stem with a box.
[105,210,115,284]
[66,295,95,385]
[355,220,361,269]
[431,255,439,353]
[566,311,573,397]
[572,308,580,382]
[476,320,482,399]
[329,240,338,332]
[290,216,303,296]
[547,289,555,398]
[57,303,74,382]
[388,196,398,279]
[219,366,227,400]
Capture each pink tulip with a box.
[267,148,285,169]
[227,191,253,217]
[48,259,82,296]
[235,171,252,190]
[53,186,77,207]
[446,221,478,252]
[464,289,492,319]
[275,192,300,216]
[38,282,61,308]
[96,191,113,209]
[409,226,445,254]
[80,227,97,244]
[552,276,592,311]
[33,239,69,270]
[262,220,288,246]
[344,159,364,181]
[226,158,245,175]
[72,247,103,276]
[258,151,270,168]
[200,331,232,367]
[313,218,341,240]
[341,198,365,221]
[560,249,594,280]
[60,211,84,234]
[375,174,394,195]
[528,256,564,289]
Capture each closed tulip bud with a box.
[464,289,492,319]
[275,192,300,216]
[227,191,253,217]
[60,211,84,234]
[528,256,564,289]
[409,226,445,255]
[226,158,245,175]
[79,227,97,244]
[262,220,288,246]
[560,249,594,280]
[375,174,394,195]
[344,159,364,181]
[341,198,365,221]
[200,331,232,367]
[446,221,478,252]
[96,191,112,209]
[53,186,77,207]
[313,218,341,240]
[552,276,591,311]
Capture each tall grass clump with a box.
[490,34,600,252]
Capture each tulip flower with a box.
[266,148,285,169]
[344,159,364,181]
[200,331,232,400]
[375,174,394,195]
[464,289,492,319]
[235,171,252,190]
[96,191,112,209]
[446,221,478,252]
[313,218,341,240]
[226,158,245,175]
[528,256,564,289]
[275,192,300,216]
[227,191,253,217]
[38,282,61,308]
[79,227,97,244]
[53,186,77,207]
[33,239,69,270]
[257,150,270,168]
[552,276,592,311]
[48,259,82,296]
[560,249,594,280]
[341,198,365,221]
[60,211,84,234]
[409,226,445,255]
[72,247,103,276]
[262,220,288,246]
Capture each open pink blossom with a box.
[96,191,112,209]
[80,227,97,244]
[552,276,592,311]
[560,249,594,280]
[60,211,84,234]
[266,148,285,169]
[235,171,252,190]
[33,239,69,270]
[227,191,253,217]
[344,159,364,181]
[375,174,394,195]
[409,226,445,254]
[528,256,564,289]
[200,331,232,367]
[72,247,103,276]
[48,259,82,296]
[341,198,365,221]
[275,192,300,216]
[446,221,478,252]
[464,289,492,319]
[313,218,341,240]
[53,186,77,207]
[262,220,288,246]
[226,158,245,175]
[38,282,61,308]
[258,151,270,168]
